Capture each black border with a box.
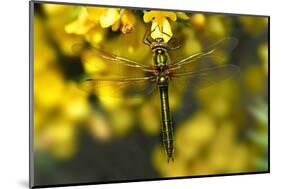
[29,0,270,188]
[29,1,34,188]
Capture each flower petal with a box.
[144,11,177,23]
[162,11,177,21]
[161,18,173,42]
[176,12,189,20]
[111,20,120,31]
[99,8,120,28]
[86,7,107,21]
[120,11,136,33]
[151,19,172,43]
[143,11,155,23]
[65,8,95,35]
[85,27,106,45]
[151,21,162,39]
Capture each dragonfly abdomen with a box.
[158,81,174,162]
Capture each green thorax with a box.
[154,52,168,66]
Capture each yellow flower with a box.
[115,10,136,34]
[60,82,90,121]
[65,7,95,35]
[143,11,177,42]
[34,15,56,74]
[34,68,65,109]
[87,7,120,28]
[87,8,136,33]
[174,111,216,160]
[176,12,189,20]
[191,13,206,30]
[138,102,160,135]
[88,109,112,142]
[43,4,74,16]
[65,7,107,46]
[41,119,77,159]
[65,7,136,45]
[85,27,106,45]
[258,44,268,74]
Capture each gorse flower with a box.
[65,7,94,35]
[86,7,121,28]
[143,11,177,42]
[65,7,137,44]
[65,7,120,45]
[87,8,136,33]
[114,10,136,34]
[65,7,120,35]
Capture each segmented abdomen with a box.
[159,85,174,161]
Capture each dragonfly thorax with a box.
[158,74,169,87]
[154,51,168,66]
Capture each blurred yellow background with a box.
[33,2,268,186]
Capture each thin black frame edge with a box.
[267,16,270,173]
[29,0,270,188]
[29,1,35,188]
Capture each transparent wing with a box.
[169,63,240,92]
[79,76,158,98]
[72,42,153,71]
[168,37,239,93]
[167,30,186,51]
[170,37,238,70]
[73,41,158,98]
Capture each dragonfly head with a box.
[151,38,168,53]
[155,37,164,43]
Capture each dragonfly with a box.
[73,28,239,162]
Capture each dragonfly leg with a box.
[143,24,153,46]
[167,37,182,51]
